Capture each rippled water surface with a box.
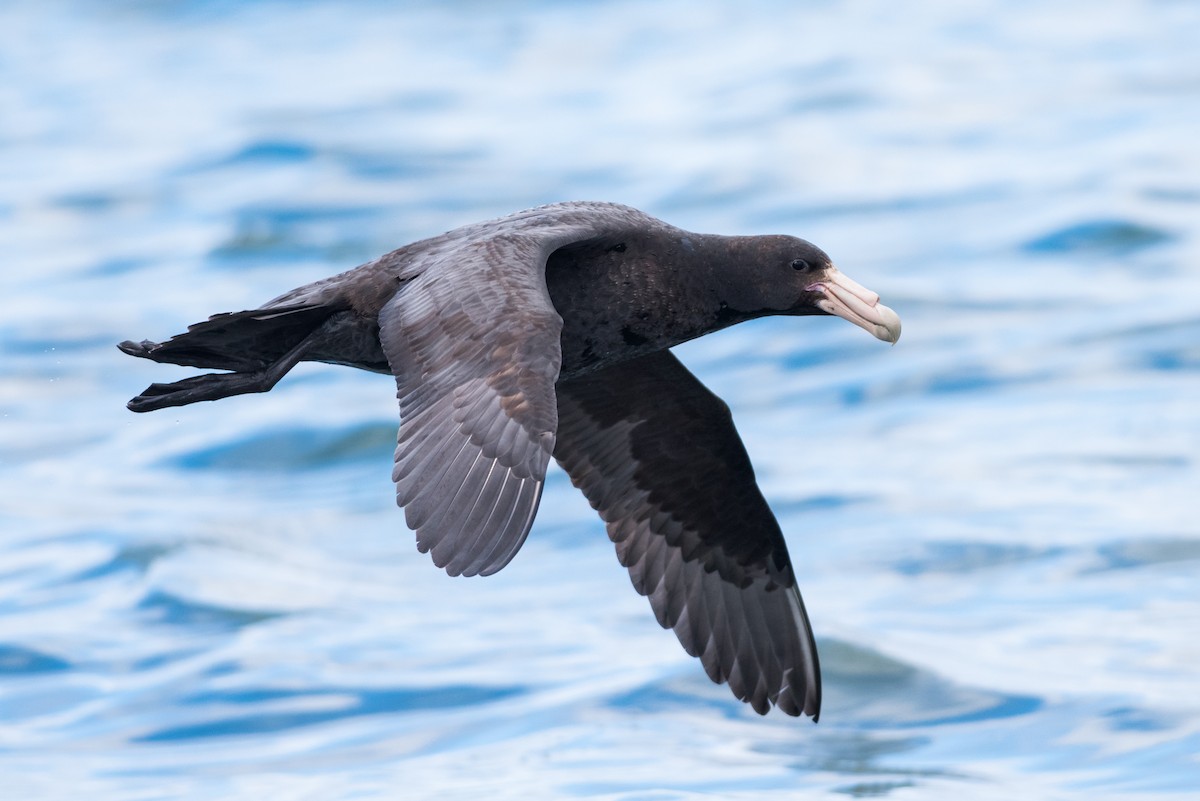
[3,1,1199,798]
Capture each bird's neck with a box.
[549,233,760,379]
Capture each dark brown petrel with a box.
[120,201,901,719]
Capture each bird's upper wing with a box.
[377,205,642,577]
[554,351,821,718]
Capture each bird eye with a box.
[790,258,811,272]
[610,242,627,253]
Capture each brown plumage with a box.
[120,201,901,719]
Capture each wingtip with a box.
[808,682,822,722]
[774,679,821,721]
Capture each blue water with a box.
[2,1,1198,798]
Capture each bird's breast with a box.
[546,250,711,380]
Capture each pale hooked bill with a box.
[809,267,902,344]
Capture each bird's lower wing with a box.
[554,351,821,718]
[378,207,648,577]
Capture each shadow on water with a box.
[603,637,1039,730]
[742,640,1039,795]
[786,731,964,797]
[819,640,1041,730]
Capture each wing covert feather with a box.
[554,351,822,718]
[378,209,642,577]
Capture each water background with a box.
[2,1,1199,798]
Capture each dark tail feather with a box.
[118,304,335,372]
